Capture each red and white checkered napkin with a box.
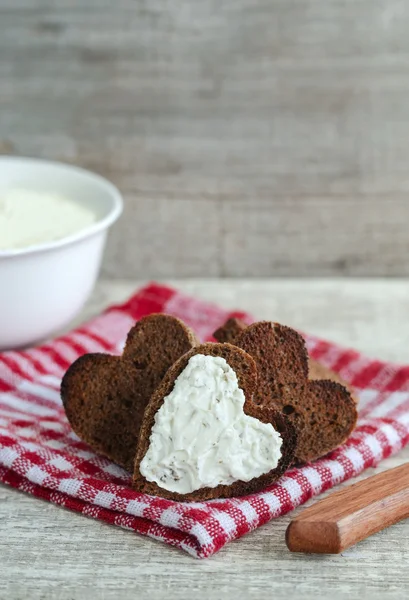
[1,283,409,558]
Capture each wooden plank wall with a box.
[1,1,409,277]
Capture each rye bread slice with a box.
[213,318,358,463]
[214,318,357,400]
[308,360,358,404]
[213,317,248,345]
[61,314,198,471]
[133,343,297,501]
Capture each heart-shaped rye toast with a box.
[213,318,358,463]
[133,343,296,501]
[214,317,357,400]
[61,314,198,471]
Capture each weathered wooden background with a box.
[1,1,409,277]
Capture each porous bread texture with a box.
[61,314,198,471]
[213,318,358,463]
[214,317,357,400]
[308,360,358,404]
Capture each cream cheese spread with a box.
[140,354,283,494]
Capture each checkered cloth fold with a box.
[1,283,408,558]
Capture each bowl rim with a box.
[0,156,123,259]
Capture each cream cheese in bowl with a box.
[0,156,123,350]
[0,188,97,251]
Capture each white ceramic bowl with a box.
[0,157,123,351]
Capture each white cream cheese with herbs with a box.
[140,354,283,494]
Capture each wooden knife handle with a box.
[286,463,409,554]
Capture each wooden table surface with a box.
[3,1,409,279]
[1,278,409,600]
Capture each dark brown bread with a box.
[61,314,198,471]
[133,343,297,501]
[214,318,357,400]
[309,360,358,404]
[213,319,358,463]
[213,317,248,344]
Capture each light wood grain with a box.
[1,1,409,276]
[71,278,409,363]
[287,463,409,554]
[1,278,409,600]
